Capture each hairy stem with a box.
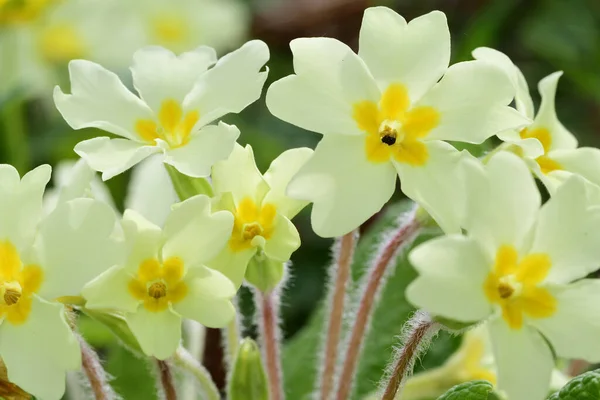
[173,347,220,400]
[335,207,422,400]
[225,305,242,367]
[257,290,284,400]
[182,320,207,400]
[319,230,358,400]
[156,360,177,400]
[78,336,115,400]
[381,312,439,400]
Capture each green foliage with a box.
[165,164,214,200]
[229,338,269,400]
[282,201,461,399]
[435,380,494,400]
[548,369,600,400]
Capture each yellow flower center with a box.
[484,245,556,330]
[353,83,440,166]
[0,241,43,325]
[0,0,55,24]
[128,257,188,313]
[229,197,277,252]
[38,24,86,63]
[519,127,562,174]
[135,99,199,148]
[151,14,190,46]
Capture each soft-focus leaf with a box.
[436,380,494,400]
[548,369,600,400]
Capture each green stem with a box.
[0,96,30,173]
[164,164,214,200]
[173,347,220,400]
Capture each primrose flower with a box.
[406,152,600,400]
[54,40,269,180]
[82,195,237,359]
[266,6,529,237]
[0,164,121,400]
[473,47,600,193]
[208,143,312,289]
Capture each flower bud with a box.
[245,253,285,293]
[228,338,268,400]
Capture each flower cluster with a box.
[0,4,598,400]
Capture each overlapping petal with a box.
[121,209,163,272]
[549,147,600,188]
[82,266,140,313]
[206,246,256,289]
[262,214,301,262]
[126,307,181,360]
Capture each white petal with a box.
[0,164,50,251]
[472,47,534,118]
[266,37,379,136]
[287,134,397,238]
[263,214,301,262]
[163,122,240,178]
[35,198,123,300]
[462,151,540,254]
[125,155,178,228]
[82,265,140,313]
[74,137,161,180]
[206,247,256,289]
[395,141,466,234]
[532,280,600,361]
[173,265,235,328]
[418,60,530,143]
[495,133,545,159]
[549,147,600,188]
[358,8,449,100]
[121,209,163,273]
[162,195,234,266]
[406,235,492,322]
[131,46,217,113]
[0,297,81,400]
[211,143,268,205]
[262,147,313,219]
[183,40,269,127]
[530,175,600,283]
[489,318,554,400]
[53,60,154,141]
[127,307,181,360]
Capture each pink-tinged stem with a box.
[335,210,422,400]
[79,335,115,400]
[258,290,284,400]
[381,312,439,400]
[319,231,359,400]
[156,360,178,400]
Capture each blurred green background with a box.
[1,0,599,398]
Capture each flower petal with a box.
[212,143,268,205]
[287,134,397,238]
[54,60,154,140]
[0,164,50,251]
[472,47,534,118]
[127,307,181,360]
[35,198,123,300]
[206,247,256,289]
[0,296,81,400]
[162,195,234,266]
[406,235,492,322]
[532,71,577,151]
[262,147,313,219]
[75,137,161,180]
[488,318,554,400]
[131,46,217,113]
[82,266,140,313]
[462,151,540,255]
[183,40,269,128]
[173,265,235,328]
[532,280,600,361]
[266,37,379,136]
[163,121,240,178]
[394,141,466,234]
[121,209,163,273]
[417,60,530,143]
[263,214,301,262]
[548,147,600,188]
[530,175,600,283]
[358,8,449,101]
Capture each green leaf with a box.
[165,164,214,200]
[282,201,461,399]
[436,380,494,400]
[79,307,143,355]
[548,369,600,400]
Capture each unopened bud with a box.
[244,253,284,293]
[228,338,268,400]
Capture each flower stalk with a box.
[335,206,422,400]
[256,289,284,400]
[156,360,178,400]
[319,230,359,400]
[78,335,116,400]
[380,312,440,400]
[173,347,220,400]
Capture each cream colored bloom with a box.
[208,144,312,288]
[54,41,269,180]
[0,164,121,400]
[473,47,600,193]
[266,7,529,237]
[83,195,236,359]
[407,152,600,400]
